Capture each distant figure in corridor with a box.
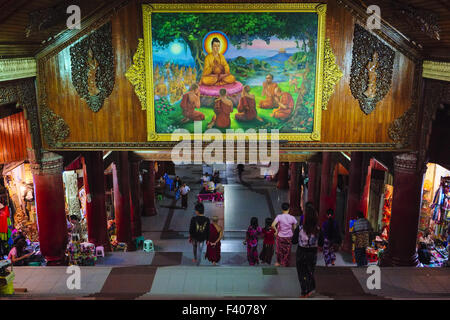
[321,209,341,266]
[352,211,373,267]
[272,202,297,267]
[189,202,210,266]
[237,164,244,182]
[179,183,191,210]
[244,217,262,266]
[259,217,276,264]
[205,216,223,266]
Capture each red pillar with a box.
[343,152,364,252]
[380,153,423,267]
[32,152,67,265]
[112,152,134,249]
[277,162,289,190]
[129,159,142,238]
[142,161,157,216]
[82,152,110,251]
[319,153,337,224]
[289,162,301,216]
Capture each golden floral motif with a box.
[125,38,147,110]
[322,39,343,110]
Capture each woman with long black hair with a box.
[292,204,323,298]
[321,209,341,266]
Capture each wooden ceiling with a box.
[0,0,448,60]
[0,0,108,58]
[360,0,450,61]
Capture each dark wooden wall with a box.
[0,111,32,164]
[37,0,416,149]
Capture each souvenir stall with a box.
[62,169,88,242]
[1,163,38,245]
[0,203,13,259]
[418,163,450,267]
[368,184,393,264]
[62,169,95,265]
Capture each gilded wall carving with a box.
[70,21,115,112]
[388,106,417,149]
[322,39,343,110]
[350,24,395,115]
[40,96,70,148]
[125,38,146,110]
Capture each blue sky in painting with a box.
[153,36,308,67]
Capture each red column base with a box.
[45,255,68,266]
[380,251,419,267]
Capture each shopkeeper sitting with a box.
[8,238,36,266]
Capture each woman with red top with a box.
[259,217,275,264]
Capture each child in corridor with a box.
[244,217,262,265]
[259,217,276,264]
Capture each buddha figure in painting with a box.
[200,37,236,86]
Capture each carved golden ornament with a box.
[40,97,70,148]
[126,38,147,110]
[388,106,417,148]
[311,132,320,141]
[322,39,343,110]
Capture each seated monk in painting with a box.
[180,83,205,123]
[259,74,279,109]
[271,87,294,120]
[207,88,233,129]
[235,85,263,122]
[200,37,236,86]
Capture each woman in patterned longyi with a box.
[244,217,262,266]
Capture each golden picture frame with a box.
[142,3,327,142]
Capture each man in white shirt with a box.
[180,183,191,209]
[202,173,211,183]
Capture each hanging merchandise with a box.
[380,185,393,241]
[430,177,450,224]
[0,205,13,258]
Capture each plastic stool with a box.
[135,236,145,249]
[143,240,154,252]
[95,246,105,257]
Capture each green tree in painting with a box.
[151,12,317,80]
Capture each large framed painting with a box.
[142,3,326,141]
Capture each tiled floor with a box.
[8,265,450,299]
[5,164,450,300]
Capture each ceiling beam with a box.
[0,0,30,24]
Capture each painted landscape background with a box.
[151,12,318,134]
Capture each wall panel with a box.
[0,111,32,164]
[38,0,417,150]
